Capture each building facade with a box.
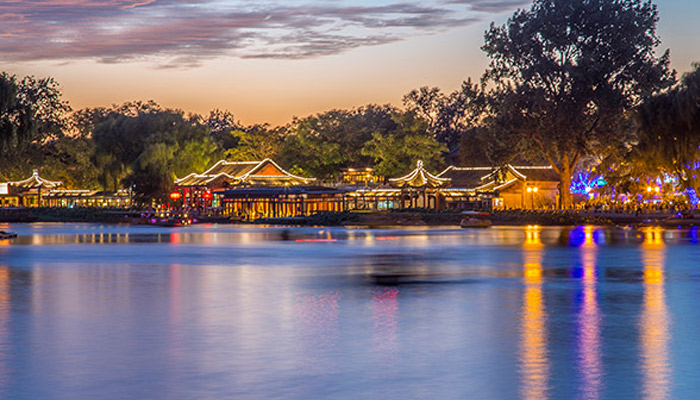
[437,165,560,209]
[0,170,62,207]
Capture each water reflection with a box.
[372,287,399,361]
[519,225,550,400]
[0,224,697,399]
[0,266,9,396]
[576,226,603,399]
[640,227,671,400]
[296,291,341,374]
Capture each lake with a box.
[0,223,698,399]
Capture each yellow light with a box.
[647,186,652,192]
[654,187,660,193]
[527,187,533,193]
[533,187,539,193]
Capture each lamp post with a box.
[527,186,539,209]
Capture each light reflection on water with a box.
[576,226,603,400]
[0,223,698,399]
[640,227,671,400]
[519,225,549,400]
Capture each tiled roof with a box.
[8,170,62,190]
[175,159,315,187]
[437,166,493,187]
[511,166,560,182]
[437,164,559,190]
[389,161,451,188]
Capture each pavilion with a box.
[175,158,346,219]
[345,160,494,211]
[0,170,62,207]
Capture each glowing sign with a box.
[0,183,7,195]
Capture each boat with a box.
[460,217,492,228]
[0,231,18,239]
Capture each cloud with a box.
[442,0,531,12]
[0,0,525,67]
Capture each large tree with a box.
[0,73,71,179]
[403,80,485,150]
[635,64,700,197]
[482,0,673,208]
[92,106,220,202]
[280,105,397,179]
[224,124,284,162]
[361,111,447,178]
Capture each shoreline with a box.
[1,207,698,228]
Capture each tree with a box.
[205,109,242,150]
[0,72,71,179]
[225,124,284,161]
[280,105,397,179]
[403,80,485,150]
[635,64,700,198]
[38,135,101,189]
[482,0,674,208]
[92,106,220,202]
[361,111,447,177]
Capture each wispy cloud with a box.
[0,0,526,67]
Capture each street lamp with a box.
[526,186,539,209]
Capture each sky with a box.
[3,0,699,126]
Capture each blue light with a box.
[570,171,607,195]
[686,188,700,206]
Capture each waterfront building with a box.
[0,170,62,207]
[345,161,494,211]
[437,164,560,209]
[340,167,380,186]
[42,189,132,208]
[172,159,559,220]
[175,158,345,219]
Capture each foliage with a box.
[481,0,674,208]
[634,63,700,196]
[92,106,220,202]
[280,105,398,179]
[361,112,447,177]
[0,72,72,179]
[403,79,485,150]
[205,109,242,150]
[38,136,100,189]
[225,124,284,161]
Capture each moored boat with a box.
[0,231,18,239]
[460,217,492,228]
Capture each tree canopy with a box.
[634,64,700,195]
[0,73,71,180]
[403,80,485,150]
[361,112,447,177]
[92,107,220,202]
[482,0,674,208]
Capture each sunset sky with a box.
[3,0,699,126]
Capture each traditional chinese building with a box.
[174,158,316,208]
[175,158,346,219]
[42,189,132,208]
[345,161,494,211]
[0,170,62,207]
[340,167,380,186]
[437,164,560,209]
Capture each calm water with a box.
[0,223,699,399]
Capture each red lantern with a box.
[202,191,213,200]
[169,191,181,200]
